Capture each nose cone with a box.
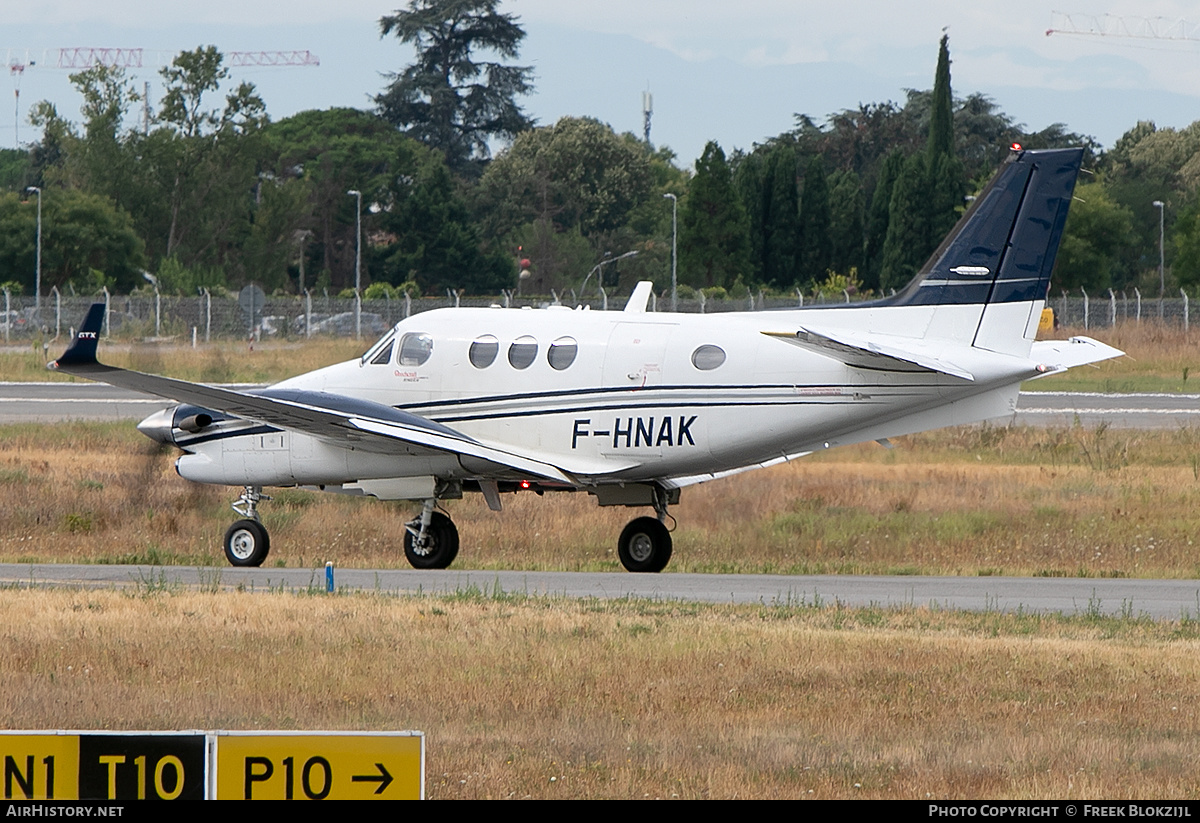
[137,407,176,444]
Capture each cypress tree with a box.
[761,144,799,289]
[680,141,752,289]
[798,154,832,282]
[863,148,904,292]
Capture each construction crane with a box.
[1047,11,1200,43]
[4,48,319,147]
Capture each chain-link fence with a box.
[0,285,1186,344]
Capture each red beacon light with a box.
[1010,142,1023,152]
[520,480,531,490]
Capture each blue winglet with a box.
[49,303,106,371]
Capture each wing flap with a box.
[763,326,975,381]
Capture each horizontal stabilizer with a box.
[1028,336,1124,376]
[763,327,975,381]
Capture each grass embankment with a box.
[4,587,1200,799]
[1,421,1199,578]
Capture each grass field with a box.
[4,587,1200,799]
[2,420,1200,579]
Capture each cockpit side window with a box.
[369,340,394,365]
[360,330,396,365]
[398,332,434,366]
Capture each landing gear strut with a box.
[224,486,271,567]
[404,499,460,569]
[617,486,673,573]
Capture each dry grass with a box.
[3,588,1200,799]
[0,338,366,384]
[3,422,1200,578]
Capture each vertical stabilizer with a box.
[884,148,1083,356]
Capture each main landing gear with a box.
[217,485,674,573]
[616,487,673,573]
[403,498,459,569]
[224,486,271,567]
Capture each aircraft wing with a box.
[49,304,582,483]
[762,326,975,381]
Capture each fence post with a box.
[51,286,60,339]
[795,288,803,307]
[699,291,706,313]
[1184,288,1190,333]
[599,286,607,311]
[1108,288,1116,328]
[304,289,312,337]
[649,291,656,312]
[3,288,8,344]
[1134,288,1141,324]
[405,291,412,318]
[748,292,755,311]
[1081,287,1089,330]
[843,289,851,304]
[103,287,110,337]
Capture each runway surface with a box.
[2,564,1198,620]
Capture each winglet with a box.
[49,302,105,372]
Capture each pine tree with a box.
[376,0,534,175]
[679,141,752,289]
[797,154,832,281]
[761,145,799,289]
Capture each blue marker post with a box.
[325,561,334,593]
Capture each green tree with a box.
[862,149,903,292]
[377,0,534,175]
[679,141,751,289]
[477,117,653,240]
[880,152,929,292]
[0,189,145,294]
[379,156,513,293]
[798,154,832,281]
[1054,181,1138,292]
[827,168,864,279]
[760,143,800,289]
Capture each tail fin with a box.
[887,147,1083,356]
[48,303,108,375]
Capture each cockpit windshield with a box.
[360,329,397,365]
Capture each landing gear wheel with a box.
[224,519,270,567]
[618,516,672,573]
[404,511,460,569]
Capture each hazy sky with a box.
[4,1,1199,163]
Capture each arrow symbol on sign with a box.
[351,763,393,794]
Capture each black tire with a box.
[224,519,270,567]
[617,516,672,573]
[404,511,459,569]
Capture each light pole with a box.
[26,186,40,316]
[663,193,677,311]
[1153,200,1165,304]
[347,189,362,339]
[580,249,639,302]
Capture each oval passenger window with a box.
[547,337,578,370]
[691,344,726,370]
[469,335,499,368]
[508,336,538,369]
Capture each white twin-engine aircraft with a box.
[51,147,1120,572]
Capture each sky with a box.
[3,0,1200,164]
